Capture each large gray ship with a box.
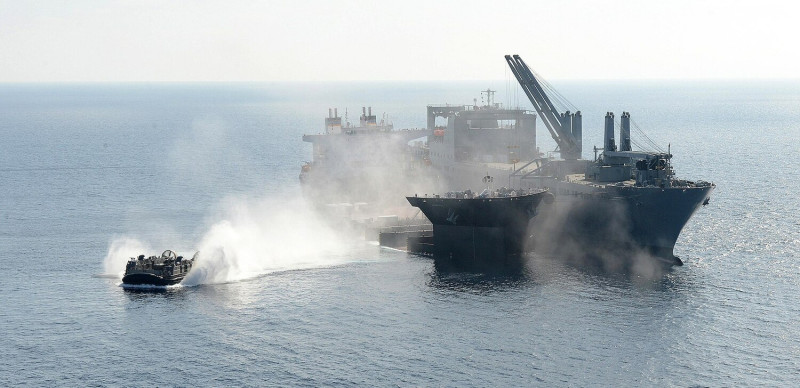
[426,55,714,265]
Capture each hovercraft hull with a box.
[122,273,185,286]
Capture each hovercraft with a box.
[122,250,197,286]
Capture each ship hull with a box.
[427,158,713,263]
[122,272,185,286]
[406,192,548,264]
[531,184,714,262]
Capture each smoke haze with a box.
[530,199,668,279]
[302,125,439,213]
[104,193,352,285]
[103,237,153,277]
[104,107,431,286]
[183,194,350,285]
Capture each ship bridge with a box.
[427,101,538,165]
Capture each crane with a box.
[505,54,582,160]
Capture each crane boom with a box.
[505,54,581,160]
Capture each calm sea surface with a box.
[0,81,798,386]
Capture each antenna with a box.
[480,89,496,107]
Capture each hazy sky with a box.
[1,0,798,82]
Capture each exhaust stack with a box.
[604,112,616,152]
[573,111,582,154]
[620,112,631,151]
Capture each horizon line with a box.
[2,77,799,85]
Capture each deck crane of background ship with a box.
[505,56,583,162]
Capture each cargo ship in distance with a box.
[300,107,431,206]
[424,55,714,265]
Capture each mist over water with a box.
[103,237,153,277]
[185,194,350,285]
[104,192,353,285]
[531,198,674,279]
[99,91,367,285]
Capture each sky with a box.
[1,0,798,82]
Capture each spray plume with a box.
[183,194,350,285]
[103,193,352,286]
[103,237,153,277]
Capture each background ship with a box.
[300,106,431,209]
[425,55,714,264]
[301,55,714,264]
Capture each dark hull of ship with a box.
[429,161,713,264]
[531,184,714,264]
[406,192,548,267]
[122,272,186,286]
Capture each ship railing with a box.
[511,158,552,181]
[378,224,432,234]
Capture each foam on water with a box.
[119,283,183,290]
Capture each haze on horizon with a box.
[1,0,798,83]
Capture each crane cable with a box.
[518,65,667,155]
[630,117,665,153]
[531,68,578,113]
[614,117,665,153]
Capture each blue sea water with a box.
[1,80,799,386]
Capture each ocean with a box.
[0,80,798,386]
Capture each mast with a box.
[481,89,495,107]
